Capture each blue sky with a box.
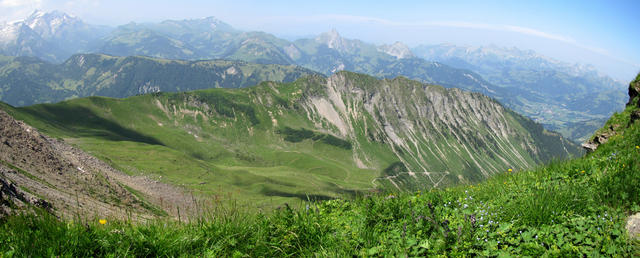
[1,0,639,81]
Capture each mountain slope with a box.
[0,53,318,106]
[413,44,628,142]
[0,72,580,205]
[0,107,193,219]
[1,73,637,257]
[2,11,622,142]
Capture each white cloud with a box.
[502,25,575,43]
[0,0,42,22]
[0,0,41,7]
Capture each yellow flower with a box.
[508,169,513,172]
[636,146,639,149]
[99,219,107,225]
[581,170,585,173]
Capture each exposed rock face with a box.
[298,72,577,187]
[315,29,353,53]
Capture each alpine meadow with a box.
[1,1,639,256]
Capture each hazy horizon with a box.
[2,0,638,82]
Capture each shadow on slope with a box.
[21,101,164,146]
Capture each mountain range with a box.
[0,54,317,106]
[0,72,580,207]
[413,44,628,142]
[0,11,627,143]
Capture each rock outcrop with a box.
[582,74,640,152]
[0,170,52,217]
[628,75,640,107]
[627,213,640,240]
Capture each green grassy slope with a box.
[0,72,579,208]
[0,74,637,257]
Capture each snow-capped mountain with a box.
[23,10,82,40]
[0,10,111,62]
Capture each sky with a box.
[1,0,639,82]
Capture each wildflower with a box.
[636,146,639,149]
[508,169,512,172]
[99,219,107,225]
[581,170,585,173]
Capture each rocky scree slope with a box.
[297,72,580,188]
[0,109,193,219]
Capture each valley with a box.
[1,4,638,256]
[0,72,579,212]
[0,54,317,106]
[0,11,628,142]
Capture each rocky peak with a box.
[378,41,414,59]
[315,29,352,53]
[24,10,82,39]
